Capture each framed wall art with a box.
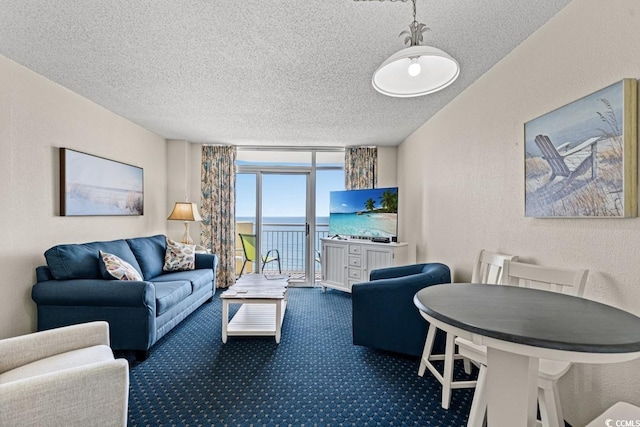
[524,79,637,218]
[60,148,144,216]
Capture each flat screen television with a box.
[329,187,398,239]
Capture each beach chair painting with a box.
[524,79,637,218]
[533,134,600,184]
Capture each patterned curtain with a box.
[345,146,378,190]
[201,145,237,289]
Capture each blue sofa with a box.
[32,234,218,360]
[352,263,451,357]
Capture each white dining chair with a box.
[585,402,640,426]
[456,260,589,427]
[417,249,518,409]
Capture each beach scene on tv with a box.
[329,187,398,238]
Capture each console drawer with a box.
[349,244,362,255]
[348,268,362,280]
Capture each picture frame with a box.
[60,148,144,216]
[524,79,637,218]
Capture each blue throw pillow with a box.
[126,235,166,280]
[45,239,142,280]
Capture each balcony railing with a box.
[236,222,329,277]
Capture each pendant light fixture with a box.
[360,0,460,98]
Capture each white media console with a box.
[319,238,416,293]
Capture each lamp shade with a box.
[372,45,460,98]
[167,202,203,222]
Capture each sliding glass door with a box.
[261,173,310,283]
[235,149,344,285]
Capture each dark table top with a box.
[414,284,640,354]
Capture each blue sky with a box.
[236,170,345,218]
[329,187,398,214]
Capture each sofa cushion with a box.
[153,269,214,293]
[154,281,193,315]
[126,235,166,280]
[0,345,114,385]
[163,238,196,272]
[45,239,142,280]
[99,251,143,281]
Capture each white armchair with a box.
[0,321,129,427]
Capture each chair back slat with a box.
[502,260,588,297]
[238,233,257,262]
[534,134,571,177]
[471,249,519,285]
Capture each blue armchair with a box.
[352,263,451,357]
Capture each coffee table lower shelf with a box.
[222,299,287,344]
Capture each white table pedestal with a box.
[486,348,538,427]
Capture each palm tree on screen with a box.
[380,190,398,213]
[364,198,376,212]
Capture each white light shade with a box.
[372,45,460,97]
[167,202,203,222]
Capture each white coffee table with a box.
[220,274,289,344]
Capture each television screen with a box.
[329,187,398,239]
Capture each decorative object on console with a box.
[355,0,459,97]
[167,201,203,244]
[59,147,143,216]
[524,79,637,218]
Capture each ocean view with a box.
[237,216,330,230]
[236,217,329,272]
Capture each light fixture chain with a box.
[412,0,417,23]
[353,0,426,46]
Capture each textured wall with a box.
[0,55,167,339]
[397,0,640,424]
[377,146,398,188]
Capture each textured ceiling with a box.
[0,0,571,147]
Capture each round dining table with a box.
[414,284,640,427]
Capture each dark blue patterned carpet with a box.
[124,287,475,426]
